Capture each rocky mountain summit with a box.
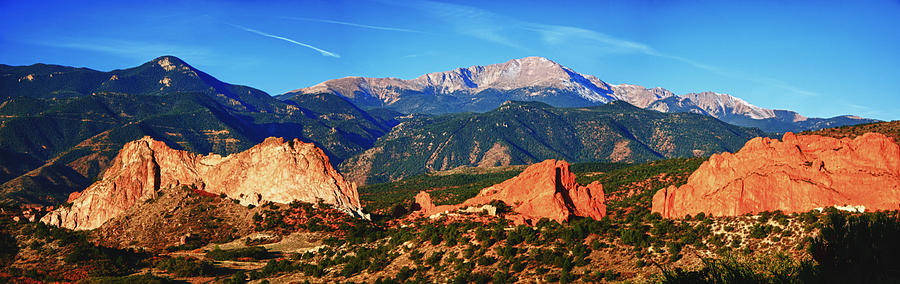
[41,136,366,230]
[414,159,606,225]
[285,56,875,133]
[283,56,616,114]
[652,132,900,218]
[640,89,875,133]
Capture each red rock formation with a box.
[41,136,365,230]
[415,159,607,225]
[66,191,82,203]
[652,132,900,218]
[414,191,436,212]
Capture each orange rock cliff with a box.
[415,159,607,225]
[41,136,367,230]
[652,132,900,218]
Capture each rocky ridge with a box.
[284,56,876,132]
[290,56,616,109]
[41,136,366,230]
[414,159,606,225]
[652,132,900,218]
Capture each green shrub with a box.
[408,249,424,261]
[256,259,298,278]
[426,251,445,266]
[810,210,900,283]
[155,257,215,277]
[620,228,648,247]
[78,273,178,284]
[476,255,497,266]
[223,271,247,284]
[0,230,17,266]
[206,246,269,261]
[749,224,773,239]
[488,200,512,215]
[655,253,818,283]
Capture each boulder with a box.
[42,136,366,230]
[652,132,900,218]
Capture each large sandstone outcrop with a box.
[415,159,606,224]
[652,132,900,218]
[42,136,366,230]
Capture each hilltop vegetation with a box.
[802,120,900,141]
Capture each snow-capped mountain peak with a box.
[282,57,876,132]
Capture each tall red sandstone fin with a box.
[422,159,610,225]
[41,136,366,230]
[569,181,607,221]
[415,191,436,212]
[651,132,900,218]
[413,190,466,218]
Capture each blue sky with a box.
[1,0,898,120]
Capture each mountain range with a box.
[0,56,392,205]
[2,55,897,284]
[0,55,876,204]
[340,100,766,185]
[282,56,876,133]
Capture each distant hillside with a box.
[801,120,900,142]
[340,100,766,185]
[0,56,390,205]
[282,56,876,133]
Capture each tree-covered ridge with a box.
[341,100,766,185]
[801,120,900,142]
[1,56,271,109]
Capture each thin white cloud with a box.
[395,0,819,98]
[231,24,340,58]
[527,24,659,55]
[845,103,884,117]
[402,1,656,54]
[663,54,819,97]
[284,17,423,33]
[27,38,275,70]
[401,0,528,49]
[33,38,210,61]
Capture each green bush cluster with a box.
[660,209,900,283]
[154,257,215,277]
[810,209,900,282]
[748,224,774,239]
[206,246,269,261]
[656,253,819,283]
[77,273,178,284]
[248,259,298,279]
[7,222,150,279]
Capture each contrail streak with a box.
[231,24,339,58]
[286,17,422,33]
